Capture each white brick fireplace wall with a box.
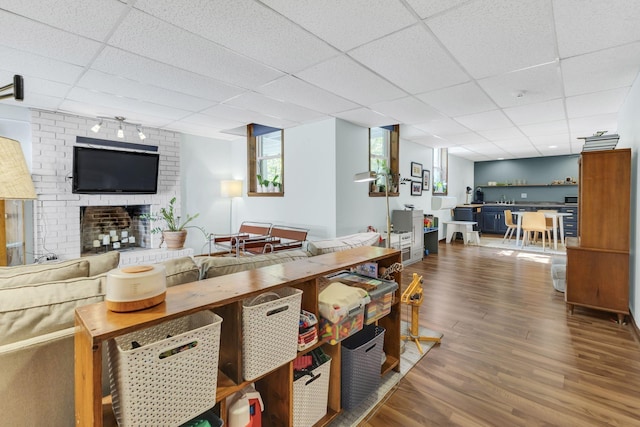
[30,109,183,261]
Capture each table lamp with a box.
[354,171,390,248]
[221,180,242,234]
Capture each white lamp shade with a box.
[353,171,377,182]
[431,196,457,210]
[221,180,243,198]
[0,136,36,199]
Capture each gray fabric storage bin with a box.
[340,324,385,410]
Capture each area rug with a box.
[329,322,442,426]
[479,236,566,256]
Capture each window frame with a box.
[368,125,399,197]
[247,123,284,197]
[432,147,448,195]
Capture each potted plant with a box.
[141,197,201,249]
[271,174,281,192]
[256,174,269,192]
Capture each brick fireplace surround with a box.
[30,109,192,263]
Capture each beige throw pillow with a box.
[85,251,120,276]
[160,257,200,287]
[198,250,310,279]
[0,259,90,289]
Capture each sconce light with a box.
[90,116,147,140]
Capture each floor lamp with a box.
[354,171,390,248]
[220,180,242,234]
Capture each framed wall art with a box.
[411,181,422,196]
[422,169,430,191]
[411,162,422,178]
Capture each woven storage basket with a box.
[341,324,385,410]
[107,310,222,427]
[293,357,332,427]
[242,287,302,381]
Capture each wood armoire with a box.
[566,148,631,323]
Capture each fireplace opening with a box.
[80,205,151,256]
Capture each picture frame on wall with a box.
[422,169,430,191]
[411,162,422,178]
[411,181,422,196]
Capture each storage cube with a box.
[293,357,332,427]
[242,287,303,381]
[329,272,398,324]
[107,310,223,427]
[341,325,385,410]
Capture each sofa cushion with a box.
[0,274,106,346]
[160,256,200,287]
[85,251,120,276]
[0,259,90,289]
[306,232,380,256]
[198,250,310,279]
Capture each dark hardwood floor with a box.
[362,240,640,426]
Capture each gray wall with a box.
[474,155,579,203]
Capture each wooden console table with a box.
[75,246,402,426]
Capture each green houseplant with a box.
[256,174,269,192]
[271,174,281,192]
[141,197,203,249]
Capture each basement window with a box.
[247,124,283,196]
[369,125,399,196]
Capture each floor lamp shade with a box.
[220,180,242,198]
[0,136,36,199]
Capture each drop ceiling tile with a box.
[426,0,556,78]
[410,135,457,148]
[561,42,640,96]
[417,82,497,117]
[414,117,469,136]
[258,76,358,114]
[134,0,337,73]
[492,137,533,148]
[399,125,429,140]
[440,132,488,145]
[504,99,566,126]
[175,113,244,130]
[568,113,619,138]
[0,10,102,65]
[201,104,298,129]
[536,146,573,157]
[1,0,127,40]
[333,108,394,128]
[107,9,283,89]
[449,146,493,161]
[91,47,246,103]
[296,55,406,105]
[6,91,62,111]
[554,0,640,57]
[566,87,629,118]
[0,46,85,85]
[519,120,570,137]
[405,0,471,19]
[478,61,563,108]
[58,100,176,128]
[463,142,512,156]
[260,0,417,51]
[371,97,442,125]
[350,24,469,93]
[77,70,217,112]
[20,76,71,98]
[454,110,513,131]
[477,127,525,141]
[225,92,325,123]
[528,134,572,147]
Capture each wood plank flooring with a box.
[362,240,640,427]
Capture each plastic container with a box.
[242,287,303,380]
[318,281,369,345]
[107,310,223,427]
[329,272,398,324]
[341,324,385,410]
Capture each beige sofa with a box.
[0,232,379,425]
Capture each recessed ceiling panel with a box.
[333,108,394,128]
[519,120,570,137]
[478,61,563,108]
[417,82,497,117]
[260,0,417,51]
[350,24,469,93]
[561,42,640,96]
[426,0,556,78]
[477,127,526,141]
[504,99,566,126]
[568,113,619,138]
[371,97,442,125]
[414,117,469,136]
[454,110,513,131]
[405,0,471,19]
[554,0,640,57]
[258,76,358,114]
[566,88,629,119]
[296,55,406,105]
[134,0,337,73]
[225,92,325,123]
[107,10,283,89]
[0,45,85,85]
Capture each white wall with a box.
[616,73,640,324]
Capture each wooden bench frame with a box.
[209,221,272,256]
[242,225,309,255]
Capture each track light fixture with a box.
[90,116,147,140]
[0,75,24,101]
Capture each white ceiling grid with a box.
[1,0,640,161]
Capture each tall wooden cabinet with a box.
[566,148,631,323]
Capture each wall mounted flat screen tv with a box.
[72,146,159,194]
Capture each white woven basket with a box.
[107,310,222,427]
[242,287,302,381]
[293,358,332,427]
